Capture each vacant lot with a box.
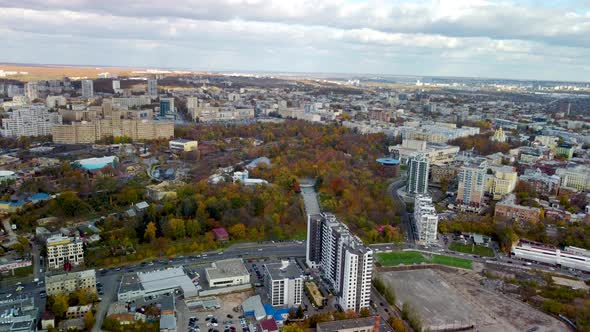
[449,242,494,257]
[380,269,568,332]
[376,251,473,269]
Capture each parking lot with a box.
[178,291,255,332]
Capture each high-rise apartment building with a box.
[414,195,438,244]
[306,213,373,312]
[406,154,429,194]
[147,79,158,96]
[263,261,304,307]
[457,161,487,207]
[112,80,121,93]
[0,105,62,137]
[25,81,39,101]
[81,80,94,98]
[46,235,84,270]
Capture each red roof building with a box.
[259,319,279,332]
[212,227,229,242]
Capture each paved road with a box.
[1,217,17,247]
[300,184,320,216]
[387,177,416,243]
[92,274,118,332]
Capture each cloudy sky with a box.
[1,0,589,81]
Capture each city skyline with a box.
[1,0,590,81]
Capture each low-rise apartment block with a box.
[495,194,541,223]
[45,269,97,296]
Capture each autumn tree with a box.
[49,294,69,319]
[84,310,96,330]
[144,222,157,242]
[283,324,306,332]
[229,223,247,240]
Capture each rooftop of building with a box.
[496,194,541,211]
[137,267,198,298]
[264,261,303,280]
[46,234,78,246]
[317,317,378,332]
[206,258,249,280]
[169,139,197,144]
[118,273,143,295]
[46,269,95,283]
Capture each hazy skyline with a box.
[1,0,590,81]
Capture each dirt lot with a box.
[380,268,568,332]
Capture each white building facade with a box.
[414,195,438,244]
[81,79,94,98]
[306,213,373,312]
[0,105,62,137]
[46,235,84,270]
[263,261,304,307]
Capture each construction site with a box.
[379,267,569,332]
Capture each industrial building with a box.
[117,267,198,302]
[263,260,304,307]
[205,258,250,288]
[512,240,590,272]
[306,213,373,312]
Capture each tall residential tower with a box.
[306,213,373,312]
[406,153,429,194]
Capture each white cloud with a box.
[0,0,589,80]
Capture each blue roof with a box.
[263,304,290,322]
[29,193,50,202]
[376,158,400,165]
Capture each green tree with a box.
[296,305,305,319]
[12,236,30,256]
[186,219,201,238]
[53,191,89,217]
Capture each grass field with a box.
[431,255,473,269]
[449,242,495,257]
[377,251,472,269]
[376,251,427,265]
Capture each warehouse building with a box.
[117,267,198,302]
[205,258,250,288]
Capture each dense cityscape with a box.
[1,1,590,332]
